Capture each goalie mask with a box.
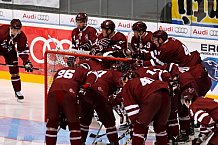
[66,56,76,67]
[180,88,198,108]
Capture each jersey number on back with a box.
[56,70,75,79]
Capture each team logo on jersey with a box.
[202,57,218,91]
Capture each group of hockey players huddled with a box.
[0,13,217,145]
[45,13,218,145]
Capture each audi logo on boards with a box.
[37,14,49,21]
[174,27,188,34]
[210,30,218,36]
[30,37,72,64]
[87,19,98,25]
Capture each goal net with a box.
[44,50,130,121]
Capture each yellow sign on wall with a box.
[172,0,218,27]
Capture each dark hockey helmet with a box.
[101,20,115,32]
[121,70,138,82]
[66,56,76,67]
[76,12,88,22]
[132,21,147,32]
[180,88,198,107]
[10,19,22,29]
[152,30,168,42]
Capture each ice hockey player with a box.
[143,30,201,67]
[120,72,171,145]
[131,21,156,60]
[90,20,131,58]
[180,88,218,145]
[142,30,211,96]
[0,19,33,101]
[71,12,97,51]
[79,68,124,145]
[46,59,95,145]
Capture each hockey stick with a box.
[0,63,41,70]
[92,123,103,144]
[90,126,131,140]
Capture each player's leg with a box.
[176,101,191,142]
[62,92,82,145]
[79,96,94,143]
[132,91,164,145]
[153,89,171,145]
[46,91,60,145]
[167,93,179,142]
[92,91,119,145]
[3,50,23,100]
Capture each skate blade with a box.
[17,98,24,103]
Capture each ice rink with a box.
[0,79,193,145]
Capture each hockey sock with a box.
[132,122,148,145]
[179,115,190,131]
[46,119,59,145]
[11,74,21,92]
[154,125,168,145]
[106,126,119,145]
[68,122,82,145]
[167,118,179,138]
[80,124,89,142]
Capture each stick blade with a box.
[89,133,98,138]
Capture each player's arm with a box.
[110,34,130,57]
[79,29,98,51]
[71,30,77,49]
[156,63,179,78]
[17,32,33,72]
[88,27,98,46]
[190,108,215,127]
[121,84,139,124]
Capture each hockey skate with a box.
[171,131,189,144]
[15,91,24,102]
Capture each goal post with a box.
[44,50,130,121]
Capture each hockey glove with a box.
[23,60,33,72]
[98,38,110,50]
[78,83,91,96]
[0,40,13,54]
[79,42,91,51]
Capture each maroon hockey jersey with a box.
[97,31,127,51]
[134,66,171,82]
[121,77,169,122]
[0,25,29,61]
[86,69,122,99]
[48,67,88,96]
[78,58,107,70]
[72,26,97,51]
[189,97,218,126]
[144,38,201,67]
[131,31,156,52]
[178,64,208,82]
